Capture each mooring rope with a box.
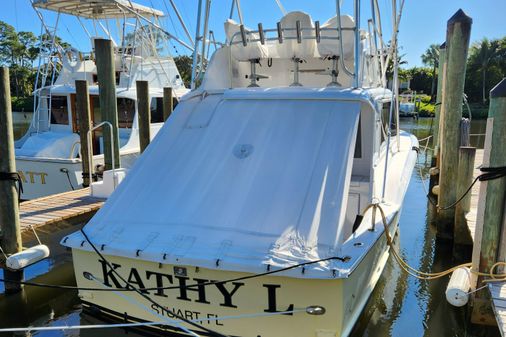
[366,202,506,282]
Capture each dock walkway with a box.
[464,149,484,241]
[489,282,506,337]
[19,188,104,240]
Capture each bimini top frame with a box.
[32,0,164,19]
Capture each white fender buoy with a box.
[445,267,471,307]
[6,245,50,270]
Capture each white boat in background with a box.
[399,91,419,117]
[15,0,189,199]
[63,0,417,336]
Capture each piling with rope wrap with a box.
[0,67,24,293]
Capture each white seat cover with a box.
[224,19,268,61]
[317,15,355,59]
[276,11,315,59]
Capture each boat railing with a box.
[87,121,117,189]
[228,25,355,49]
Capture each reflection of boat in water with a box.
[15,0,188,200]
[62,1,418,336]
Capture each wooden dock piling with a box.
[136,80,151,153]
[163,87,174,121]
[0,67,24,293]
[75,80,92,187]
[433,42,446,158]
[437,9,473,238]
[454,146,476,245]
[95,39,120,170]
[472,78,506,324]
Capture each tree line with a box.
[402,37,506,105]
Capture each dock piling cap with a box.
[448,9,473,25]
[491,78,506,99]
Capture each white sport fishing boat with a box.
[62,0,417,336]
[15,0,189,199]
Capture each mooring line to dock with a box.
[366,203,506,282]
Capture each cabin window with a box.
[380,101,397,143]
[354,117,362,158]
[150,97,164,123]
[117,98,135,128]
[50,96,69,125]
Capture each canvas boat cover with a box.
[32,0,163,19]
[63,88,362,278]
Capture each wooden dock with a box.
[464,148,485,241]
[19,188,104,241]
[489,282,506,337]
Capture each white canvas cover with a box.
[63,88,361,278]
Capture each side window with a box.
[117,98,135,128]
[150,97,164,123]
[354,117,362,158]
[380,101,397,142]
[50,96,69,125]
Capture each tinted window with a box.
[150,97,164,123]
[117,97,135,128]
[50,96,69,125]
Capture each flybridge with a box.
[32,0,164,19]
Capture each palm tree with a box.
[421,44,439,101]
[470,38,500,103]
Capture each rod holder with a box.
[315,21,321,43]
[277,22,283,43]
[296,20,302,43]
[239,24,247,46]
[258,23,265,45]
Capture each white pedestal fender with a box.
[91,169,127,199]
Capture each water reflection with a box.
[1,116,499,337]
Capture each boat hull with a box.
[16,151,139,200]
[71,215,398,337]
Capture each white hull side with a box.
[16,151,139,200]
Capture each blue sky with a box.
[1,0,505,67]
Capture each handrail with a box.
[69,141,81,159]
[87,121,116,190]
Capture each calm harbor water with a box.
[1,115,499,337]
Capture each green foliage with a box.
[465,37,505,103]
[11,96,34,112]
[404,67,433,95]
[420,44,440,99]
[417,101,435,117]
[418,94,431,103]
[174,55,193,87]
[0,20,70,99]
[404,36,506,108]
